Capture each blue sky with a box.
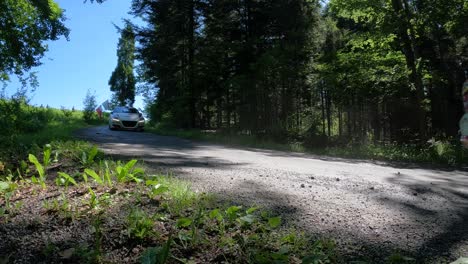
[5,0,144,110]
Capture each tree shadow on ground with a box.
[74,127,468,262]
[203,180,420,263]
[384,172,468,262]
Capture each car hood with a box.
[114,113,140,121]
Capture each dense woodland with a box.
[131,0,467,144]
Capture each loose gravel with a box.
[76,126,468,263]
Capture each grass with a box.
[0,100,107,170]
[16,110,107,147]
[0,141,341,263]
[148,125,468,168]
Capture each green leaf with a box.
[239,214,256,225]
[84,169,103,185]
[146,180,159,186]
[176,218,192,228]
[209,209,223,221]
[268,216,281,228]
[87,146,98,164]
[124,159,138,172]
[0,182,9,193]
[151,184,169,195]
[28,154,44,178]
[43,144,52,168]
[133,167,145,176]
[57,172,77,186]
[226,205,241,221]
[246,206,259,214]
[82,172,88,183]
[31,176,39,184]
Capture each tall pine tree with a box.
[109,21,136,106]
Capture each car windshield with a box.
[115,107,139,114]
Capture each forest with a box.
[131,0,467,146]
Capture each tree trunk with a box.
[391,0,427,138]
[188,0,196,128]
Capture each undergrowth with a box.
[0,98,106,168]
[148,125,468,168]
[0,142,343,263]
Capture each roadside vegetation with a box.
[0,142,339,263]
[0,97,339,263]
[0,100,419,264]
[0,97,106,171]
[148,124,468,168]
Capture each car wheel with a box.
[109,125,115,131]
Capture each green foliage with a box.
[0,0,69,80]
[29,154,46,189]
[146,180,169,199]
[81,146,99,167]
[115,159,144,183]
[140,237,172,264]
[0,178,18,216]
[83,90,97,123]
[126,209,156,240]
[268,216,282,229]
[133,0,320,132]
[109,21,136,106]
[0,99,93,169]
[84,169,104,185]
[56,172,77,187]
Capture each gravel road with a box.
[76,126,468,262]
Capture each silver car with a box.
[109,106,145,131]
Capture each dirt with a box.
[75,126,468,263]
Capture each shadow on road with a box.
[383,172,468,262]
[75,127,468,262]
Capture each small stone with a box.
[369,186,375,190]
[310,176,315,180]
[336,178,340,181]
[300,184,305,188]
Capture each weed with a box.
[29,154,46,188]
[126,209,156,241]
[146,179,169,200]
[91,214,104,261]
[84,169,104,185]
[43,144,52,168]
[0,180,17,206]
[151,175,198,216]
[81,146,99,167]
[140,237,172,264]
[103,161,112,186]
[87,188,99,210]
[56,172,77,188]
[116,159,144,183]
